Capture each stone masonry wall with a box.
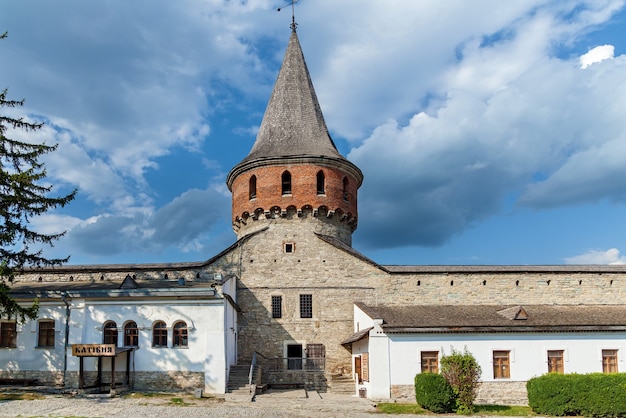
[390,381,528,405]
[64,371,204,392]
[381,271,626,305]
[0,370,63,386]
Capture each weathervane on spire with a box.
[277,0,298,31]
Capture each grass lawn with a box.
[375,403,534,416]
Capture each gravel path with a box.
[0,389,387,417]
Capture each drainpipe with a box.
[61,292,71,387]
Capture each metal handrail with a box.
[248,351,270,387]
[264,356,326,372]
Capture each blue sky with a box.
[2,0,626,266]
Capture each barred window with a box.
[271,295,282,318]
[37,320,55,347]
[103,321,118,345]
[124,321,139,347]
[152,321,167,347]
[0,322,17,348]
[299,294,313,319]
[173,321,188,347]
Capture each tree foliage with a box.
[440,348,482,414]
[1,32,76,321]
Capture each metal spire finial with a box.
[277,0,298,31]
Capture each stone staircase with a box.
[226,364,259,402]
[328,374,355,394]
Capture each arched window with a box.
[173,321,188,348]
[249,175,257,200]
[103,321,118,345]
[37,319,55,347]
[124,321,138,347]
[152,321,167,347]
[282,171,292,195]
[316,171,325,195]
[342,177,349,201]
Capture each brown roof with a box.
[356,303,626,333]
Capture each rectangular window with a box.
[299,294,313,318]
[284,242,294,253]
[421,351,439,374]
[38,320,55,348]
[602,349,618,373]
[547,350,564,374]
[493,350,510,379]
[0,322,17,348]
[271,295,282,319]
[306,343,325,370]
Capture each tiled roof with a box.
[355,303,626,333]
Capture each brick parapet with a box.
[230,163,359,240]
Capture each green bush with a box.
[414,373,456,413]
[527,373,626,417]
[441,348,482,414]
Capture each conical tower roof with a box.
[227,27,362,188]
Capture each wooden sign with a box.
[72,344,116,357]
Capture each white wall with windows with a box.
[1,280,238,394]
[350,305,626,400]
[0,303,66,375]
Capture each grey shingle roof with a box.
[227,29,363,188]
[355,303,626,333]
[243,29,341,161]
[381,264,626,274]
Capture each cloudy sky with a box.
[2,0,626,266]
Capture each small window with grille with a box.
[300,294,313,319]
[271,295,282,318]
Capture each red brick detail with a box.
[231,164,359,223]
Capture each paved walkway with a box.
[0,389,394,417]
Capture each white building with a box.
[2,274,238,394]
[344,303,626,404]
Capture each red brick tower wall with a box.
[230,163,359,243]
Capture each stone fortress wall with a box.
[13,220,626,394]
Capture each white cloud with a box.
[4,0,626,261]
[565,248,626,264]
[580,44,615,68]
[349,0,626,249]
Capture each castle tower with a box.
[226,26,363,246]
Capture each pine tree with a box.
[1,32,77,321]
